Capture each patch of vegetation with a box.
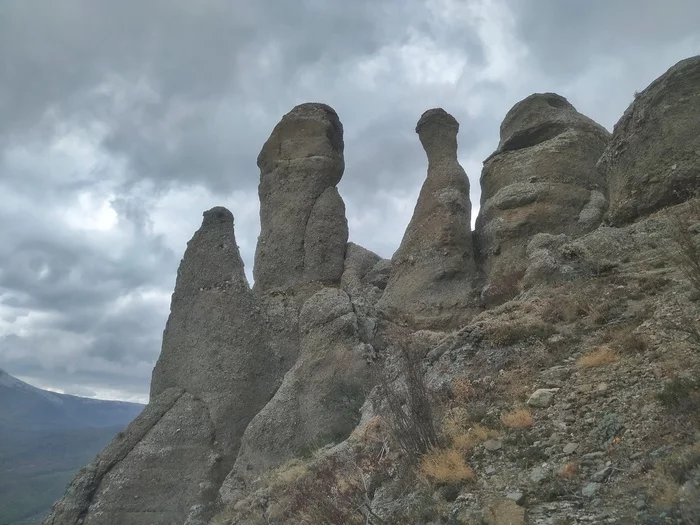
[376,343,439,460]
[485,318,555,346]
[656,374,700,418]
[577,346,619,368]
[320,380,365,445]
[500,408,534,429]
[419,447,475,484]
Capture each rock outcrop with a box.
[378,108,478,328]
[221,288,376,500]
[45,208,278,525]
[253,103,348,293]
[45,54,700,525]
[601,55,700,225]
[474,93,610,302]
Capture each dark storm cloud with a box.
[1,0,485,194]
[0,0,696,400]
[506,0,700,77]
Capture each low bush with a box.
[577,346,619,368]
[420,447,475,484]
[500,408,534,429]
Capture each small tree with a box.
[377,342,439,460]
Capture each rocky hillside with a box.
[44,55,700,525]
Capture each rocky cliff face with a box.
[474,93,611,303]
[600,55,700,225]
[46,55,700,525]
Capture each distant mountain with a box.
[0,369,143,431]
[0,369,144,525]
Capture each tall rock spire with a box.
[44,208,279,525]
[474,93,610,304]
[378,108,478,329]
[254,103,348,292]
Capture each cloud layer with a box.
[1,0,697,401]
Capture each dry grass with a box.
[500,408,534,429]
[451,377,473,405]
[420,447,476,484]
[577,346,619,368]
[608,326,648,354]
[349,415,385,444]
[266,458,310,490]
[649,472,681,509]
[541,289,593,324]
[441,408,500,452]
[557,461,579,479]
[486,317,556,346]
[671,197,700,298]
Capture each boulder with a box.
[601,55,700,225]
[475,93,610,303]
[378,108,479,329]
[253,103,348,292]
[340,242,382,297]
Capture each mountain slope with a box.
[0,369,143,525]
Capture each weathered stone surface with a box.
[601,55,700,225]
[340,242,382,296]
[151,207,279,453]
[527,388,559,408]
[484,499,526,525]
[475,93,610,302]
[254,103,348,292]
[378,108,478,329]
[45,208,278,525]
[221,288,376,500]
[44,388,185,525]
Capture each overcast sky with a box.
[1,0,698,403]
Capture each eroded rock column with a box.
[378,108,478,329]
[254,103,348,292]
[45,207,278,525]
[600,55,700,225]
[474,93,610,303]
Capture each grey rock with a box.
[364,258,392,290]
[254,103,348,292]
[340,242,381,297]
[475,93,610,303]
[221,287,376,498]
[530,466,550,484]
[483,499,525,525]
[527,388,559,408]
[578,190,608,228]
[582,482,601,498]
[45,208,278,525]
[484,439,503,452]
[591,466,613,482]
[378,108,479,329]
[601,55,700,225]
[563,442,580,455]
[506,491,524,505]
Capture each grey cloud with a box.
[506,0,700,79]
